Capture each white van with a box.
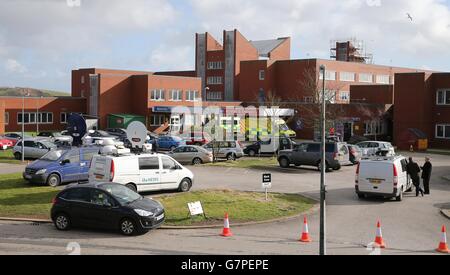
[89,153,194,193]
[355,155,412,201]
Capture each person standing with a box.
[407,157,424,197]
[421,157,433,195]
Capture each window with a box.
[61,188,90,203]
[60,112,67,124]
[4,112,9,125]
[259,70,265,80]
[90,190,114,206]
[437,89,450,105]
[318,90,336,103]
[376,75,390,84]
[18,112,53,124]
[340,72,355,82]
[436,124,450,139]
[319,71,336,81]
[162,157,177,170]
[207,91,222,101]
[82,150,98,162]
[150,89,165,101]
[81,89,85,98]
[139,157,160,170]
[150,115,165,126]
[186,90,200,101]
[304,96,314,103]
[207,76,223,85]
[359,73,373,83]
[339,91,350,102]
[364,120,386,136]
[207,62,223,70]
[81,76,85,84]
[66,150,80,163]
[170,90,182,101]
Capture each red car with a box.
[0,138,14,150]
[179,131,211,146]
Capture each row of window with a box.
[208,62,223,70]
[2,112,68,125]
[436,124,450,139]
[150,90,201,102]
[207,76,223,85]
[320,71,391,84]
[437,89,450,105]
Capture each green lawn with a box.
[158,190,315,226]
[0,173,59,219]
[206,157,279,169]
[0,150,22,164]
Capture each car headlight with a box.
[134,209,154,217]
[36,169,47,175]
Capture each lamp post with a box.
[204,87,210,101]
[319,65,327,256]
[21,95,25,162]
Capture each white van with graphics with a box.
[89,153,194,193]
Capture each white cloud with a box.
[5,59,27,73]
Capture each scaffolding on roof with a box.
[330,38,373,64]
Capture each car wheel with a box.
[170,146,177,151]
[54,213,71,231]
[317,161,331,172]
[14,152,21,160]
[126,183,137,193]
[120,218,137,236]
[396,188,404,202]
[357,193,366,200]
[192,158,203,165]
[178,178,192,192]
[227,153,236,161]
[279,157,290,168]
[248,150,256,157]
[47,174,61,187]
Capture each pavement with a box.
[0,163,26,175]
[0,152,449,255]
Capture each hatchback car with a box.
[357,141,395,157]
[51,182,165,235]
[23,147,100,187]
[157,135,185,151]
[167,145,213,165]
[203,141,244,161]
[13,139,57,160]
[37,132,73,146]
[0,138,14,150]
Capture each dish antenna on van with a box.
[126,121,150,154]
[67,113,87,147]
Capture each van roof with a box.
[360,155,405,163]
[95,152,165,159]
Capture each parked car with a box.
[0,137,14,150]
[178,131,211,146]
[13,139,57,160]
[167,145,213,165]
[203,141,244,161]
[244,136,296,157]
[23,147,100,187]
[4,133,29,145]
[51,182,165,235]
[347,144,362,165]
[357,141,395,157]
[106,128,127,138]
[277,141,351,171]
[89,153,194,193]
[157,135,185,151]
[355,155,413,201]
[83,130,117,145]
[37,132,73,146]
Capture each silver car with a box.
[203,141,245,161]
[13,139,57,160]
[356,141,395,157]
[167,145,213,165]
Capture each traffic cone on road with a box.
[299,216,312,243]
[374,221,386,249]
[436,226,449,254]
[221,213,233,237]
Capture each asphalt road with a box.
[0,152,449,255]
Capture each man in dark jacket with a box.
[407,157,424,197]
[421,157,433,195]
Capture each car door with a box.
[158,136,168,149]
[60,188,93,226]
[79,149,98,182]
[160,156,181,190]
[138,156,161,191]
[306,143,321,165]
[60,149,82,183]
[23,141,36,158]
[86,189,121,229]
[170,147,187,163]
[260,139,274,154]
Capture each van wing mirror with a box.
[61,159,70,165]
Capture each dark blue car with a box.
[157,135,185,151]
[23,147,100,187]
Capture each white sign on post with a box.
[188,201,204,216]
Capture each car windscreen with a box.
[100,184,142,205]
[41,150,65,161]
[41,141,57,148]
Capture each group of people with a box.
[406,157,433,197]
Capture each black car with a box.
[51,182,165,236]
[106,128,127,138]
[244,136,295,156]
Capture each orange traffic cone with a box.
[221,213,233,237]
[436,226,449,254]
[299,216,312,243]
[374,221,386,249]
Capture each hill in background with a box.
[0,87,70,97]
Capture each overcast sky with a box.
[1,0,450,93]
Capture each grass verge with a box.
[206,157,279,169]
[0,150,22,164]
[158,190,315,226]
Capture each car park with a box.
[89,153,194,193]
[23,147,100,187]
[51,182,165,235]
[157,135,185,151]
[347,144,362,165]
[37,132,73,146]
[277,141,351,171]
[13,139,57,160]
[167,145,213,165]
[178,131,211,146]
[83,130,117,145]
[244,136,296,157]
[356,141,395,157]
[355,155,413,201]
[0,137,14,150]
[203,141,244,161]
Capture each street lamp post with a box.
[21,95,25,162]
[319,65,327,255]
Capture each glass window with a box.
[259,70,265,80]
[24,141,36,147]
[186,91,200,101]
[307,144,320,152]
[90,190,114,206]
[66,150,80,163]
[207,76,223,85]
[82,150,98,161]
[376,75,390,84]
[320,71,336,81]
[162,157,177,170]
[170,90,182,101]
[62,188,90,202]
[359,73,373,83]
[139,157,160,170]
[207,91,222,101]
[340,72,355,82]
[61,113,67,124]
[150,90,165,101]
